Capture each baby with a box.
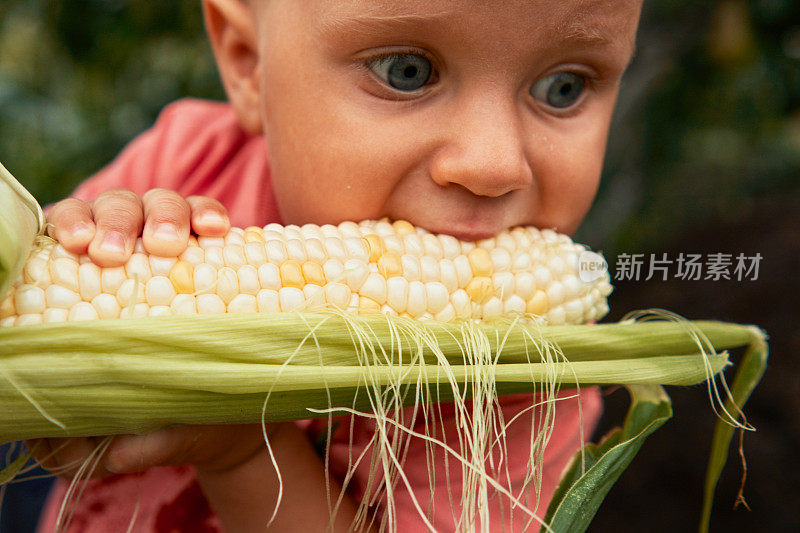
[32,0,643,531]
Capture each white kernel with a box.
[78,263,102,301]
[52,244,78,262]
[125,253,152,283]
[564,299,584,324]
[324,238,347,261]
[439,259,458,293]
[257,263,281,290]
[322,258,345,284]
[490,248,512,272]
[0,293,14,319]
[286,239,307,262]
[1,316,16,327]
[148,305,172,317]
[24,257,51,286]
[121,303,150,318]
[547,254,566,278]
[482,296,503,320]
[117,279,147,306]
[403,234,424,257]
[266,240,288,265]
[216,267,239,305]
[343,260,368,291]
[453,255,472,288]
[419,256,440,282]
[146,276,176,306]
[92,293,121,319]
[149,256,177,277]
[224,231,245,247]
[45,285,81,309]
[228,293,258,313]
[546,281,565,306]
[406,281,427,317]
[338,221,361,239]
[101,267,127,294]
[425,282,449,314]
[562,275,582,300]
[434,303,456,322]
[450,289,472,318]
[134,238,145,253]
[180,246,205,265]
[459,240,476,254]
[504,295,527,314]
[50,258,79,292]
[205,247,224,268]
[439,234,461,259]
[492,272,515,300]
[324,283,350,310]
[194,263,218,293]
[237,265,260,295]
[360,273,387,304]
[16,314,43,326]
[278,287,305,312]
[511,251,532,272]
[222,245,246,268]
[302,284,325,307]
[170,294,197,315]
[496,233,517,252]
[382,235,403,255]
[15,285,46,315]
[386,277,409,314]
[198,236,225,249]
[343,237,368,261]
[244,242,267,266]
[43,308,69,323]
[546,306,566,325]
[256,289,280,313]
[69,302,99,321]
[320,224,341,239]
[533,265,553,289]
[300,223,323,240]
[515,272,536,300]
[422,234,443,260]
[197,293,226,314]
[305,238,327,263]
[477,237,495,250]
[401,254,421,281]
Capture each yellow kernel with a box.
[301,261,326,286]
[465,276,494,304]
[362,234,386,262]
[377,252,403,278]
[526,290,549,316]
[358,296,381,313]
[244,229,266,244]
[279,260,305,289]
[468,248,493,277]
[392,220,415,236]
[169,261,195,294]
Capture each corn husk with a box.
[0,162,43,299]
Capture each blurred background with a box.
[0,0,798,531]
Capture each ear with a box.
[203,0,262,134]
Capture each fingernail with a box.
[70,223,93,240]
[99,231,126,254]
[153,223,180,241]
[197,212,227,226]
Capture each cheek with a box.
[533,128,606,235]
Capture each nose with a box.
[429,95,533,197]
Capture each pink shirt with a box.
[38,99,602,532]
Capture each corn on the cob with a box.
[0,220,612,327]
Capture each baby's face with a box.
[247,0,641,238]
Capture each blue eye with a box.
[369,54,432,92]
[530,72,586,109]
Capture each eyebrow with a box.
[317,11,453,39]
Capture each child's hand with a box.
[26,423,280,479]
[45,189,230,267]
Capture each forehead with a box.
[314,0,641,51]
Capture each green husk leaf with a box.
[0,314,743,443]
[540,384,672,533]
[0,162,42,300]
[699,331,768,532]
[0,448,32,485]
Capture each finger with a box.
[104,425,264,474]
[44,199,96,254]
[26,437,114,479]
[88,190,144,267]
[186,196,230,237]
[141,189,191,257]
